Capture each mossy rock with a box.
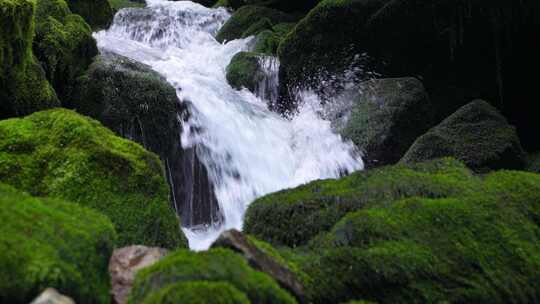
[527,152,540,173]
[139,281,250,304]
[277,0,389,111]
[65,0,113,30]
[302,170,540,303]
[0,0,60,118]
[244,158,479,247]
[278,0,540,150]
[76,52,221,227]
[109,0,145,11]
[0,183,116,304]
[33,0,98,105]
[213,0,247,9]
[226,51,267,92]
[216,5,293,42]
[128,248,297,304]
[253,22,295,55]
[0,109,187,248]
[340,77,434,168]
[401,100,526,172]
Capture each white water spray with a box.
[95,0,363,250]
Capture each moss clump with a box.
[216,5,293,42]
[0,0,60,118]
[302,169,540,303]
[341,77,434,168]
[244,0,321,13]
[33,0,98,105]
[65,0,113,30]
[401,100,526,172]
[140,281,250,304]
[226,51,267,92]
[129,248,297,304]
[109,0,144,11]
[0,109,186,248]
[0,183,116,304]
[253,22,295,55]
[244,158,478,247]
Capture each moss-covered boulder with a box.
[278,0,540,150]
[109,0,145,11]
[226,51,267,92]
[253,22,295,55]
[216,5,293,42]
[0,183,116,304]
[33,0,98,105]
[340,77,433,168]
[244,0,321,13]
[128,248,297,304]
[244,158,479,247]
[65,0,113,30]
[401,100,526,172]
[302,170,540,303]
[212,230,308,301]
[0,109,186,248]
[139,281,250,304]
[0,0,60,118]
[277,0,388,110]
[76,52,221,227]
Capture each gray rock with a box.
[340,77,434,168]
[30,288,75,304]
[109,245,169,304]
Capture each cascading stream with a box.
[95,0,363,250]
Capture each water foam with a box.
[95,0,363,250]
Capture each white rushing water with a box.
[95,0,363,250]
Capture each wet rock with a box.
[212,229,306,302]
[30,288,75,304]
[109,245,169,304]
[401,100,526,172]
[76,52,222,227]
[339,77,433,168]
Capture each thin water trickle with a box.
[95,0,363,250]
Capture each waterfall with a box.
[95,0,363,250]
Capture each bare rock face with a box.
[212,229,306,303]
[109,245,169,304]
[30,288,75,304]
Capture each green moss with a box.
[108,0,144,11]
[65,0,113,30]
[33,0,98,105]
[303,169,540,303]
[216,5,293,42]
[0,109,186,248]
[129,248,297,304]
[226,51,267,92]
[401,100,526,172]
[244,158,478,247]
[0,183,116,304]
[140,281,250,304]
[0,0,60,118]
[253,22,295,55]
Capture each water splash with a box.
[95,0,363,250]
